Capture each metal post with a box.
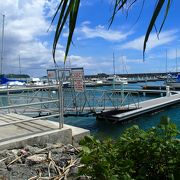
[121,83,124,106]
[1,14,5,75]
[19,55,22,76]
[166,49,168,74]
[7,88,10,113]
[176,49,178,73]
[58,83,64,128]
[57,69,64,129]
[113,52,115,91]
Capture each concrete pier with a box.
[0,113,90,150]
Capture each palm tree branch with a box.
[64,0,80,62]
[143,0,165,60]
[52,0,75,63]
[158,0,172,35]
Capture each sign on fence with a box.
[71,68,84,92]
[47,70,56,79]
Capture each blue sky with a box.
[0,0,180,76]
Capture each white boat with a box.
[26,77,48,87]
[0,77,26,88]
[107,75,128,85]
[166,73,180,88]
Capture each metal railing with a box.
[0,85,142,126]
[0,85,64,128]
[63,88,140,114]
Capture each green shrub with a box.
[79,117,180,180]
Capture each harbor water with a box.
[64,81,180,138]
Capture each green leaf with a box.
[143,0,165,60]
[158,0,172,35]
[81,145,91,154]
[52,0,80,64]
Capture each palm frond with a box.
[158,0,172,35]
[143,0,166,60]
[52,0,80,64]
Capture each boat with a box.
[107,75,128,85]
[106,53,128,85]
[165,73,180,88]
[0,77,26,88]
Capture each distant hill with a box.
[0,74,30,78]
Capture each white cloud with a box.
[122,56,144,64]
[0,0,62,76]
[76,23,131,41]
[68,55,94,67]
[121,30,178,51]
[66,55,115,74]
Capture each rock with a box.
[11,149,20,156]
[0,150,8,159]
[4,156,16,166]
[19,149,29,156]
[24,145,42,154]
[51,153,62,163]
[0,176,9,180]
[69,166,78,175]
[67,147,77,155]
[0,162,9,178]
[26,154,47,165]
[0,143,81,179]
[9,164,36,179]
[45,142,63,149]
[56,154,72,168]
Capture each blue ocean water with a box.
[65,81,180,138]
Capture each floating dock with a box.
[96,93,180,122]
[143,85,180,90]
[120,89,177,96]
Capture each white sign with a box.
[71,71,83,79]
[47,71,56,79]
[71,68,84,92]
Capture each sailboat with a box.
[166,73,180,88]
[107,53,128,86]
[0,15,26,88]
[0,77,26,88]
[166,49,180,88]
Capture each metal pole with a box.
[58,82,64,129]
[1,14,5,75]
[57,68,64,129]
[19,54,22,76]
[176,49,178,73]
[113,52,115,76]
[113,52,115,90]
[166,49,167,73]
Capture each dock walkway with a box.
[99,93,180,122]
[118,88,177,95]
[0,113,89,150]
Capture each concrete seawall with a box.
[0,114,90,150]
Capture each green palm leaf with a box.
[158,0,172,35]
[52,0,172,64]
[52,0,80,64]
[143,0,172,59]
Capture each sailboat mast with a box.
[166,49,168,74]
[1,14,5,75]
[113,52,115,76]
[176,49,178,73]
[19,55,22,75]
